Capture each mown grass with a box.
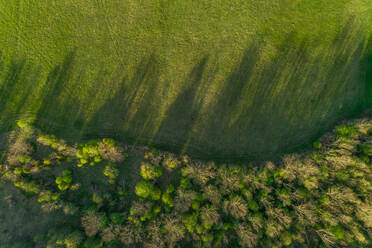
[0,0,371,160]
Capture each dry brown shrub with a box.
[144,220,165,248]
[98,141,125,162]
[81,211,106,237]
[200,205,220,227]
[293,203,319,226]
[247,215,263,232]
[162,215,186,246]
[101,225,118,243]
[174,189,197,213]
[203,184,221,206]
[6,131,33,166]
[130,201,152,217]
[183,162,216,186]
[316,229,336,248]
[356,203,372,228]
[222,196,247,219]
[119,224,143,245]
[236,223,258,248]
[217,168,241,194]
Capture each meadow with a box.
[0,0,371,161]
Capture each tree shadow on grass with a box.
[0,17,370,162]
[150,56,210,153]
[82,54,164,142]
[364,34,372,108]
[34,50,84,138]
[0,53,42,132]
[183,17,369,161]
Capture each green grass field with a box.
[0,0,371,160]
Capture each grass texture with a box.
[0,0,371,160]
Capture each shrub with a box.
[64,231,84,248]
[203,184,221,206]
[101,225,117,243]
[99,139,125,162]
[135,181,161,200]
[279,231,292,246]
[182,213,198,233]
[163,157,180,169]
[103,164,119,184]
[140,162,162,180]
[222,195,248,219]
[83,237,103,248]
[162,192,174,207]
[55,170,72,191]
[329,225,345,240]
[247,200,259,212]
[313,141,323,149]
[81,210,108,237]
[200,205,220,229]
[63,202,79,215]
[76,141,101,167]
[335,125,358,138]
[236,223,258,248]
[119,224,143,246]
[110,213,124,225]
[162,216,185,245]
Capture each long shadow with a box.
[151,56,209,153]
[0,16,370,162]
[0,53,42,132]
[83,54,163,142]
[364,34,372,108]
[34,50,83,138]
[181,17,369,161]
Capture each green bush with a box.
[64,231,84,248]
[135,181,161,200]
[335,125,358,138]
[313,141,323,149]
[110,213,124,225]
[83,237,103,248]
[56,170,72,191]
[103,164,119,184]
[140,162,162,180]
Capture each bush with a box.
[223,195,248,219]
[81,210,108,237]
[200,205,220,229]
[110,213,124,225]
[140,162,162,180]
[103,164,119,184]
[182,213,198,233]
[83,237,103,248]
[335,125,358,138]
[64,231,84,248]
[313,141,323,149]
[55,170,72,191]
[135,181,161,200]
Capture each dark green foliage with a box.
[83,237,103,248]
